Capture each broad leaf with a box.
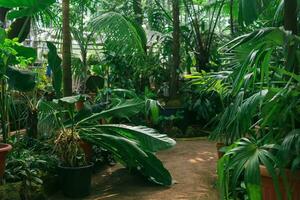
[6,66,36,91]
[77,98,145,123]
[80,132,173,186]
[98,124,176,152]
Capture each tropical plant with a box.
[54,128,87,167]
[0,29,37,143]
[217,135,286,200]
[5,135,57,199]
[213,1,300,197]
[42,94,175,186]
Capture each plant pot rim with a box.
[58,162,94,170]
[0,143,12,153]
[259,165,300,180]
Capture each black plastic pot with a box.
[58,163,94,198]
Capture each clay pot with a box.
[0,143,12,179]
[260,165,300,200]
[216,142,225,159]
[79,140,93,162]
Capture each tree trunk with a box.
[170,0,180,98]
[133,0,143,25]
[62,0,72,96]
[284,0,298,73]
[26,109,38,138]
[284,0,298,34]
[80,49,88,93]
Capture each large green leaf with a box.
[0,0,55,19]
[80,132,173,186]
[13,43,37,61]
[6,66,36,91]
[97,124,176,152]
[47,41,62,98]
[7,16,31,42]
[77,98,145,123]
[7,43,37,64]
[238,0,258,25]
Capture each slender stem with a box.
[1,79,8,143]
[207,0,225,52]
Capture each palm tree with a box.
[62,0,72,96]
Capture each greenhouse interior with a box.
[0,0,299,199]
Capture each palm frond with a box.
[88,12,146,64]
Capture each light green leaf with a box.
[98,124,176,152]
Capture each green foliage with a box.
[45,95,175,186]
[47,42,62,98]
[213,7,300,198]
[0,31,37,142]
[89,12,145,60]
[54,129,87,167]
[0,0,55,19]
[79,98,145,123]
[5,136,58,197]
[6,66,36,92]
[96,124,176,152]
[218,135,291,200]
[183,72,229,126]
[281,129,300,171]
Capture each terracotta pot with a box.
[0,143,12,179]
[260,165,300,200]
[216,142,225,159]
[79,140,93,162]
[75,101,84,111]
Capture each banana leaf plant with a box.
[41,95,176,186]
[0,28,36,142]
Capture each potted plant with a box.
[259,129,300,200]
[0,144,12,179]
[52,95,95,198]
[215,28,300,199]
[45,94,176,189]
[0,28,37,180]
[54,128,94,198]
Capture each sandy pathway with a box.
[51,139,219,200]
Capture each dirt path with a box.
[51,139,219,200]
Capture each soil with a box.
[50,139,219,200]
